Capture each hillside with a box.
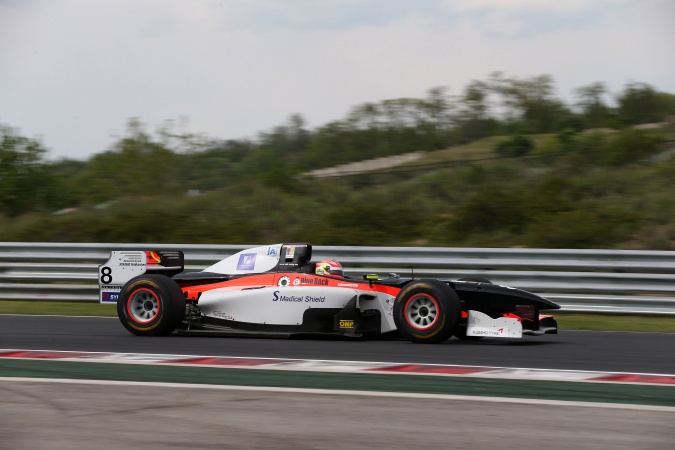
[2,75,675,248]
[2,128,674,250]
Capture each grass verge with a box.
[0,301,673,332]
[0,301,117,317]
[554,312,675,333]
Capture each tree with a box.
[0,124,56,217]
[73,119,181,203]
[617,82,675,125]
[574,82,610,129]
[456,80,492,141]
[258,113,310,157]
[489,73,569,133]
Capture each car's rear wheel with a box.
[117,274,185,336]
[393,279,461,344]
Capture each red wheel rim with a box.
[126,288,161,324]
[404,293,440,330]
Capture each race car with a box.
[99,243,559,343]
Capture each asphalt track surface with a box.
[1,315,674,374]
[1,381,673,450]
[2,315,675,449]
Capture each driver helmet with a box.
[315,259,344,277]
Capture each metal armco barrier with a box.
[1,243,674,315]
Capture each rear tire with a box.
[117,274,185,336]
[393,279,461,344]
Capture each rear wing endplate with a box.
[98,251,184,304]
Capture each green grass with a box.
[554,312,675,333]
[0,301,117,317]
[412,134,555,165]
[1,301,673,332]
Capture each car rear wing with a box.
[98,251,184,304]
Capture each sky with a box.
[1,0,674,161]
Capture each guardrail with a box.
[0,243,674,315]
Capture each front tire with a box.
[393,279,461,344]
[117,274,185,336]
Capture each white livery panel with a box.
[98,251,147,304]
[198,286,356,325]
[466,310,522,338]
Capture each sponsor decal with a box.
[267,247,278,256]
[236,253,256,270]
[285,246,295,259]
[273,291,302,302]
[339,320,354,328]
[116,254,144,266]
[293,278,301,286]
[101,292,119,302]
[272,291,326,303]
[297,276,329,286]
[212,311,234,320]
[278,276,291,287]
[472,330,502,336]
[386,297,395,316]
[103,285,122,292]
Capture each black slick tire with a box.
[393,279,461,344]
[117,274,186,336]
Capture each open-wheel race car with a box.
[99,243,559,343]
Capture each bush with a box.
[600,129,661,166]
[525,207,642,248]
[494,135,534,157]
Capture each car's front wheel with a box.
[393,279,461,344]
[117,274,185,336]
